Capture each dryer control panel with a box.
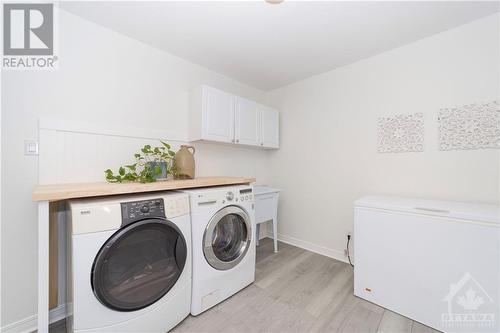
[121,199,165,225]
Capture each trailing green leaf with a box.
[104,141,177,183]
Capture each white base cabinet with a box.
[189,85,279,149]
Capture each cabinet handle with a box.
[231,139,235,143]
[236,139,239,143]
[260,143,263,146]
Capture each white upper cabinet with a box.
[235,97,260,146]
[190,85,279,149]
[259,106,280,148]
[201,86,235,143]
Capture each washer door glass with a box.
[204,206,251,270]
[92,219,187,311]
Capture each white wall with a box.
[263,14,500,261]
[1,9,269,329]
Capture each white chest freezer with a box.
[354,196,500,333]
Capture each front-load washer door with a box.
[91,218,187,312]
[203,206,252,271]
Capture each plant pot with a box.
[148,161,168,180]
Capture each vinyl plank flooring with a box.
[337,301,385,333]
[255,246,311,289]
[46,238,440,333]
[377,310,413,333]
[308,287,362,332]
[411,320,442,333]
[264,252,321,301]
[304,263,353,318]
[47,318,66,333]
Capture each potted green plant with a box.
[104,141,176,183]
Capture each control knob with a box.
[226,191,234,201]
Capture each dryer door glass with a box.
[92,219,187,311]
[203,206,252,270]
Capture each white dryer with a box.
[67,192,191,332]
[181,185,256,315]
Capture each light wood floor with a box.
[49,238,440,333]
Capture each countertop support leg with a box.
[256,224,260,246]
[38,201,49,333]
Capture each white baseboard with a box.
[262,231,350,264]
[1,304,66,333]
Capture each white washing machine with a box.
[181,185,256,316]
[67,192,191,332]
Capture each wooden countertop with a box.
[33,177,256,202]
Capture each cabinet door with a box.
[260,106,279,148]
[235,97,260,146]
[202,86,235,143]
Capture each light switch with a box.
[24,140,39,155]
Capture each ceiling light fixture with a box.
[265,0,284,4]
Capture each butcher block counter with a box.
[32,176,255,333]
[33,176,256,202]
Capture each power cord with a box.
[346,234,354,267]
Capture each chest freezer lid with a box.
[355,196,500,225]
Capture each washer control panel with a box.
[195,187,254,206]
[239,194,253,202]
[121,199,165,225]
[238,188,254,202]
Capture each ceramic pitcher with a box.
[174,145,195,179]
